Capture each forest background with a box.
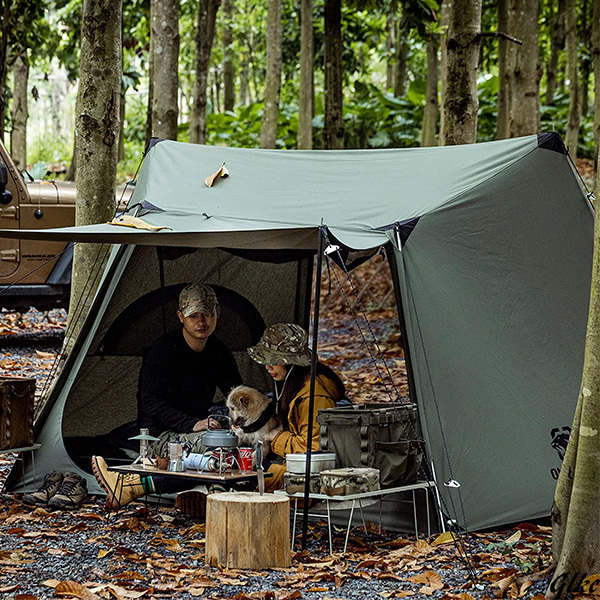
[2,0,599,189]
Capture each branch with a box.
[480,31,523,45]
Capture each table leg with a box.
[343,500,356,554]
[31,449,37,490]
[291,498,298,550]
[326,499,333,556]
[412,490,418,539]
[20,452,26,493]
[426,487,431,537]
[379,497,383,535]
[359,500,367,535]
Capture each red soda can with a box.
[238,447,253,471]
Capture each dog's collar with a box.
[241,401,277,434]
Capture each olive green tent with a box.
[1,132,593,531]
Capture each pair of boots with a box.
[23,471,88,509]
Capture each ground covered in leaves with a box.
[0,300,558,600]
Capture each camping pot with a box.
[201,428,239,449]
[286,452,336,474]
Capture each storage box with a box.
[317,402,423,488]
[283,472,321,495]
[320,467,380,496]
[0,377,35,450]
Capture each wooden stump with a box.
[205,492,290,569]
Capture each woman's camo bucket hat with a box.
[247,323,312,367]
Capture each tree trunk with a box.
[593,0,600,171]
[495,0,509,139]
[239,54,251,104]
[10,53,28,170]
[145,32,154,148]
[507,0,541,137]
[564,0,580,160]
[324,0,344,149]
[222,0,235,112]
[439,0,452,142]
[421,35,438,147]
[546,171,600,600]
[580,0,590,117]
[298,0,314,149]
[441,0,482,146]
[394,18,409,97]
[68,0,122,346]
[65,137,76,182]
[385,1,396,91]
[151,0,179,139]
[259,0,282,148]
[190,0,221,144]
[546,0,566,105]
[0,0,11,143]
[118,93,125,162]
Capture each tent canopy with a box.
[0,134,541,250]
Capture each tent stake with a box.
[301,226,324,550]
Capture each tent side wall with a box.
[392,146,593,530]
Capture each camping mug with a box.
[238,447,253,471]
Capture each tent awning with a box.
[0,134,542,250]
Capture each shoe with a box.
[91,456,145,509]
[175,491,206,518]
[22,471,64,507]
[48,473,88,510]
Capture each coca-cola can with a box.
[238,447,253,471]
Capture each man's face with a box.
[177,308,219,341]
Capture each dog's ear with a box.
[241,395,250,408]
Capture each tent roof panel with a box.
[0,135,539,249]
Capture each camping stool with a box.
[276,479,438,554]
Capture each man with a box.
[91,283,242,509]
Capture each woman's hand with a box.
[192,418,222,432]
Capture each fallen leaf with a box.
[98,548,113,558]
[15,595,39,600]
[0,585,19,593]
[418,586,437,595]
[35,350,55,358]
[407,570,443,590]
[505,531,522,545]
[54,581,102,599]
[432,531,458,546]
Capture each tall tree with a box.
[0,0,11,142]
[496,0,509,139]
[190,0,221,144]
[298,0,314,149]
[394,18,409,97]
[593,0,600,171]
[441,0,482,145]
[564,0,580,159]
[323,0,344,149]
[507,0,540,137]
[439,0,451,142]
[546,186,600,600]
[10,52,28,169]
[222,0,235,112]
[151,0,180,140]
[385,1,395,91]
[546,0,566,105]
[259,0,281,148]
[421,32,438,147]
[68,0,122,342]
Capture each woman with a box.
[247,323,345,491]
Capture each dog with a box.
[226,385,282,450]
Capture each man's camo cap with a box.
[247,323,312,367]
[178,283,219,317]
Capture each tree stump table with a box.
[205,492,291,569]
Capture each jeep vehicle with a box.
[0,141,131,310]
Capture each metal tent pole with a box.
[301,226,324,550]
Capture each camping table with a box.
[106,464,269,515]
[0,443,41,493]
[275,480,438,555]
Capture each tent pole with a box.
[301,226,324,550]
[385,243,418,404]
[157,247,167,336]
